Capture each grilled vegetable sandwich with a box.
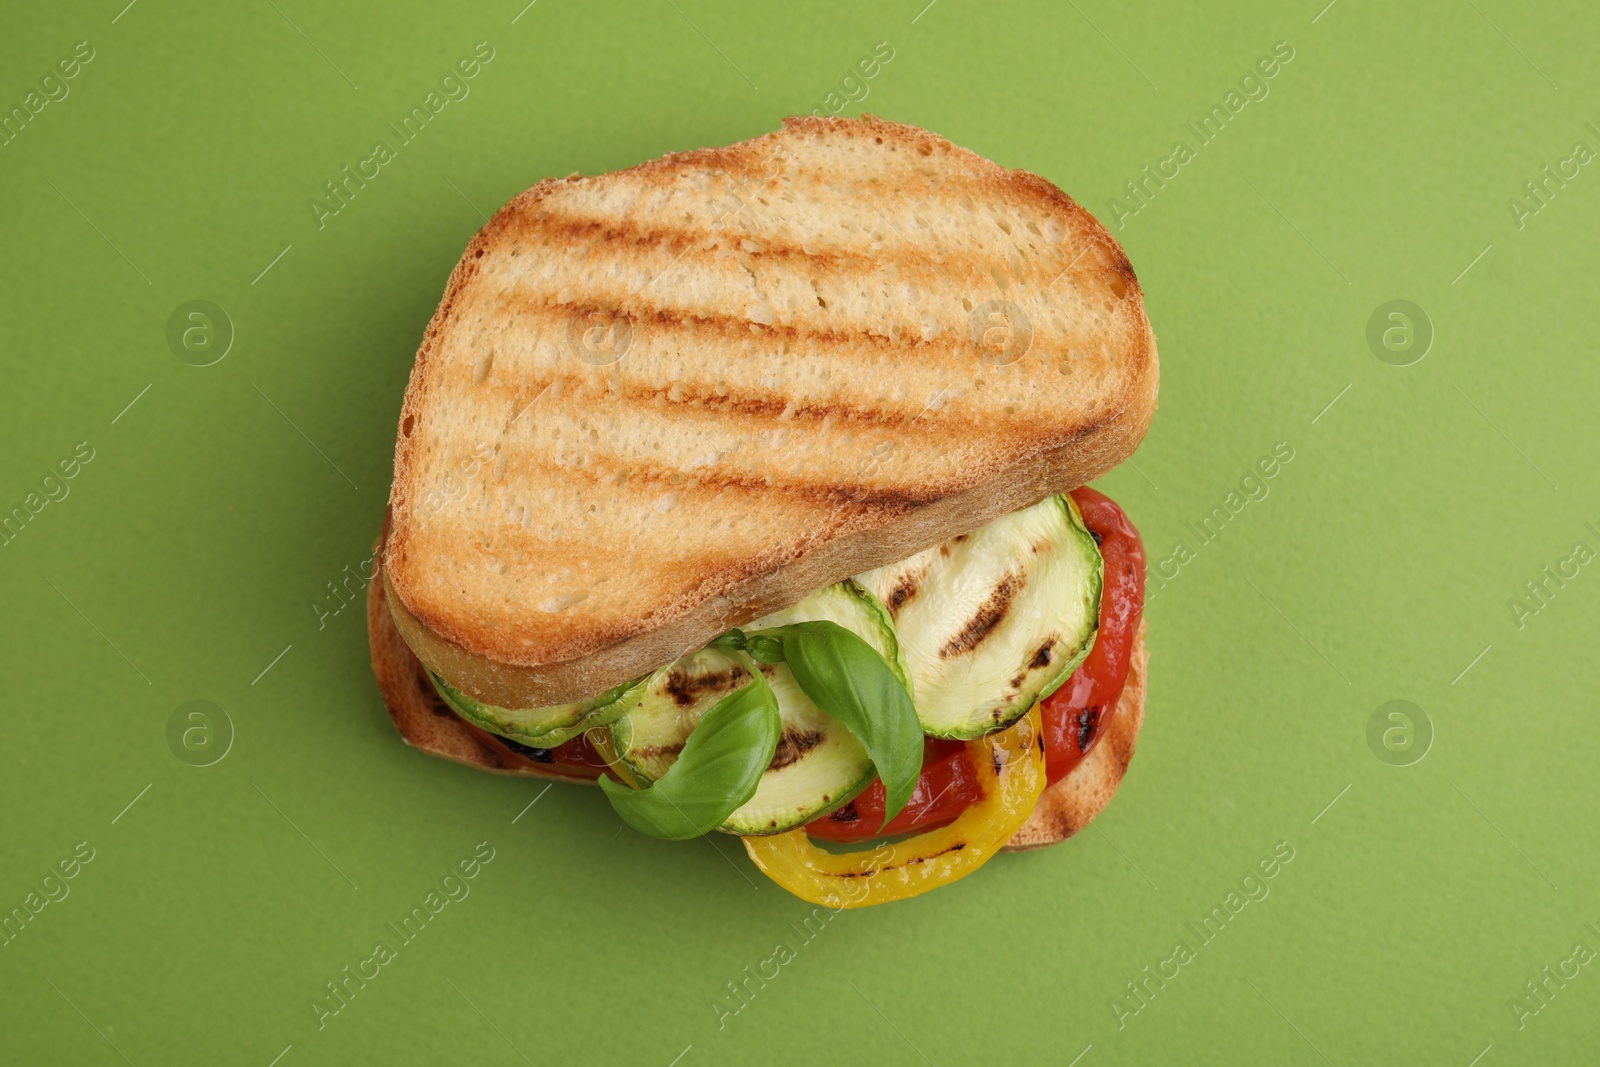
[368,116,1156,907]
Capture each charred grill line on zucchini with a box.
[607,582,902,835]
[855,494,1103,740]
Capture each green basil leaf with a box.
[765,620,923,827]
[599,668,780,840]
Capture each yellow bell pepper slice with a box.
[742,706,1046,908]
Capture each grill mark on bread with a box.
[529,209,973,278]
[940,572,1023,658]
[474,359,935,431]
[521,251,1027,336]
[450,445,944,515]
[498,292,997,365]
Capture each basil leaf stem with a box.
[708,629,747,653]
[744,634,785,663]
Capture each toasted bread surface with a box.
[386,115,1157,707]
[371,556,1144,849]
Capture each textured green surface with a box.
[3,1,1598,1063]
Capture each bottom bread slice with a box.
[367,553,1146,848]
[1003,617,1145,851]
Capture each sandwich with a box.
[367,115,1156,908]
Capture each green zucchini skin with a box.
[855,494,1103,740]
[428,672,642,748]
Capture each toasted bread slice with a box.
[368,557,1145,848]
[385,115,1157,708]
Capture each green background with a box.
[3,0,1597,1063]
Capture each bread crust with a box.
[384,113,1157,709]
[368,550,602,783]
[371,559,1145,850]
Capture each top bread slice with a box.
[384,115,1157,709]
